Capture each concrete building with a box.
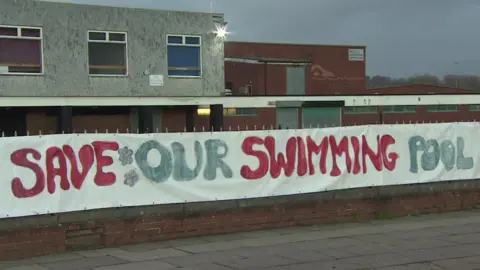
[0,0,226,135]
[1,1,479,134]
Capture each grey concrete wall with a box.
[0,0,225,97]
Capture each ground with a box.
[3,210,480,269]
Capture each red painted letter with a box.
[329,136,351,177]
[350,136,362,174]
[240,136,269,180]
[63,144,95,189]
[361,135,383,173]
[10,149,45,198]
[46,147,70,194]
[92,141,119,186]
[264,136,296,179]
[296,137,308,177]
[306,136,328,175]
[380,135,398,171]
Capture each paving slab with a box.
[215,254,296,269]
[40,256,127,270]
[92,260,177,270]
[4,210,480,269]
[109,247,189,262]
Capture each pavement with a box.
[3,211,480,270]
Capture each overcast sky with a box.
[46,0,480,78]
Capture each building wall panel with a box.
[0,0,224,97]
[225,42,366,96]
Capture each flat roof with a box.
[225,40,367,48]
[0,94,479,108]
[36,0,223,15]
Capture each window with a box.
[87,31,127,75]
[196,107,257,117]
[383,105,416,114]
[224,108,257,116]
[343,106,378,114]
[427,105,458,112]
[469,104,480,111]
[167,35,201,77]
[0,25,42,74]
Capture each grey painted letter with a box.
[171,141,203,181]
[421,139,440,171]
[440,140,455,171]
[203,139,233,180]
[135,140,172,182]
[409,136,426,173]
[456,137,474,170]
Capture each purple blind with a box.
[0,27,17,36]
[0,39,41,64]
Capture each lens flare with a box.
[214,25,228,38]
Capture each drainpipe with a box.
[264,61,268,95]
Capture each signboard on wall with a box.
[348,48,365,61]
[149,75,164,86]
[0,123,478,218]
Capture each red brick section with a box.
[1,187,480,261]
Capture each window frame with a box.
[426,104,458,112]
[343,106,378,115]
[166,34,202,78]
[468,104,480,112]
[382,105,416,114]
[87,30,128,77]
[0,25,44,76]
[224,108,257,117]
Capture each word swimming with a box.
[241,134,399,179]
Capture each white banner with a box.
[1,123,479,218]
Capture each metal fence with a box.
[2,119,478,137]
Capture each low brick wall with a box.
[2,180,480,261]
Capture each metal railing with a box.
[1,119,478,137]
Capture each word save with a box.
[240,134,398,180]
[10,141,119,198]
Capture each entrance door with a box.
[302,107,341,128]
[286,66,306,95]
[276,108,298,129]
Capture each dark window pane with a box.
[185,36,200,45]
[167,46,200,76]
[21,28,41,38]
[167,35,183,44]
[0,39,42,73]
[72,106,130,116]
[237,108,256,115]
[167,69,200,76]
[88,42,126,75]
[89,32,107,41]
[109,33,126,42]
[0,26,18,36]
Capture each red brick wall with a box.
[225,42,366,96]
[370,84,473,95]
[162,107,187,132]
[24,109,131,134]
[342,105,480,126]
[72,115,130,133]
[26,109,56,135]
[1,181,480,261]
